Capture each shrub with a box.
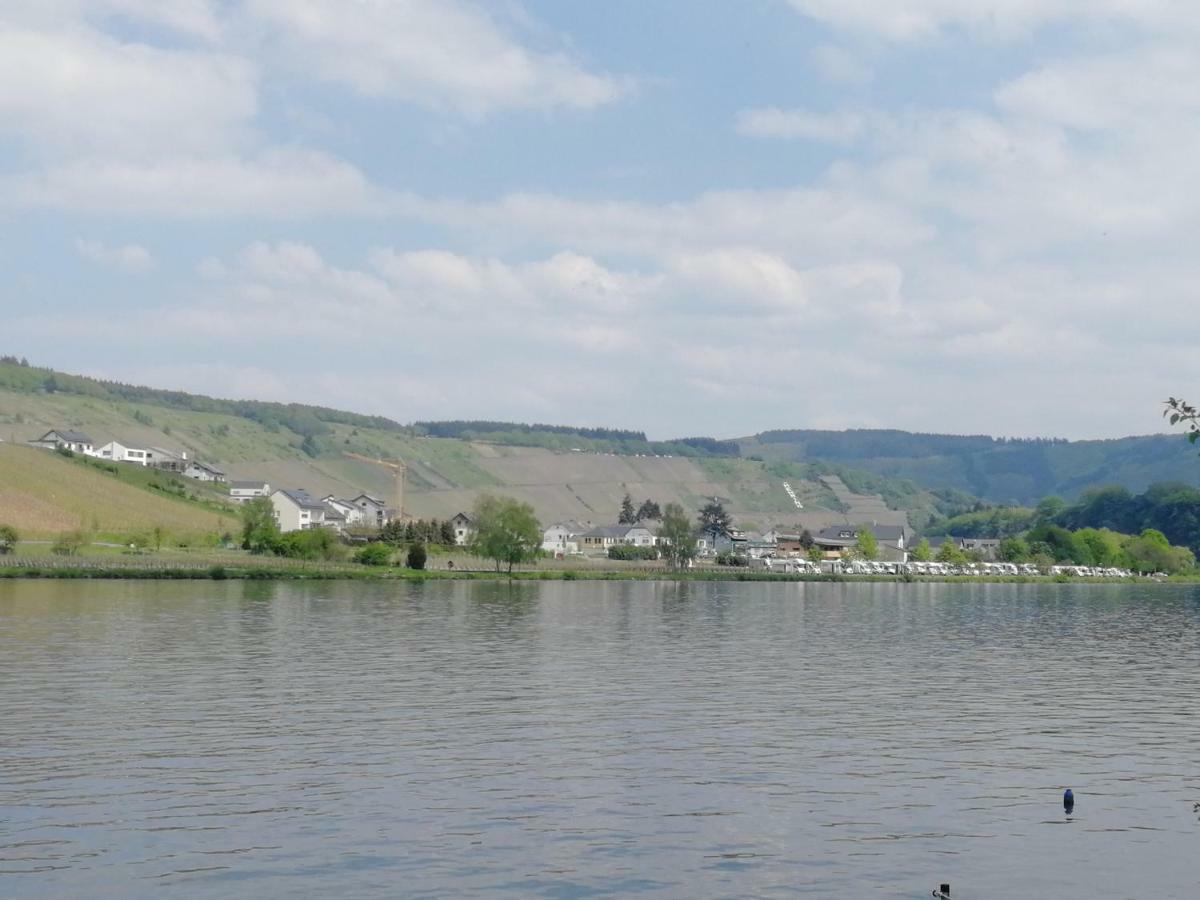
[715,551,750,567]
[607,544,659,561]
[354,543,394,566]
[0,524,18,554]
[406,542,427,570]
[51,530,88,556]
[208,565,228,580]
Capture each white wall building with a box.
[322,496,365,526]
[541,521,587,555]
[95,440,150,465]
[230,481,271,503]
[450,512,473,545]
[352,494,393,529]
[271,489,328,533]
[185,461,226,482]
[31,430,94,454]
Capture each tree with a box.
[51,530,88,556]
[380,519,406,545]
[657,502,696,570]
[799,529,815,550]
[406,541,427,570]
[440,520,456,545]
[468,494,541,574]
[937,540,967,565]
[0,524,18,555]
[911,537,933,562]
[1035,495,1067,523]
[240,497,280,553]
[698,499,733,539]
[855,528,877,560]
[619,493,637,525]
[636,499,661,522]
[806,546,824,566]
[998,536,1029,562]
[1124,528,1193,574]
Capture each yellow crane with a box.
[344,451,408,522]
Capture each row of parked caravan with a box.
[840,560,1135,578]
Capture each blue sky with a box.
[3,1,1198,440]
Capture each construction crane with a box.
[344,451,408,522]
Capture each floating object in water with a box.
[1064,788,1075,813]
[932,884,951,898]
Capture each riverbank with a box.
[0,556,1178,584]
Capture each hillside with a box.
[741,429,1199,505]
[0,359,935,532]
[0,444,236,539]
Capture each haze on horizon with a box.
[2,1,1197,443]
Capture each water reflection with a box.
[1,580,1198,899]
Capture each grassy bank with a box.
[0,554,1172,584]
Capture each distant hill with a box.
[0,358,941,533]
[741,429,1199,505]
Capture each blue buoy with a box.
[1064,788,1074,813]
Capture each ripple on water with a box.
[1,579,1199,899]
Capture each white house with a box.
[541,521,587,556]
[450,512,473,545]
[271,489,328,533]
[351,494,394,528]
[185,460,226,482]
[579,524,656,552]
[95,440,150,465]
[229,480,270,503]
[322,495,365,526]
[145,446,187,472]
[31,429,94,454]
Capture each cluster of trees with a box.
[907,526,1194,573]
[413,421,740,458]
[928,483,1200,562]
[379,518,457,546]
[999,526,1193,573]
[618,494,661,524]
[417,420,646,442]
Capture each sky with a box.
[2,0,1198,441]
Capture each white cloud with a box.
[75,239,154,272]
[811,44,873,84]
[405,185,934,261]
[736,107,866,142]
[8,149,379,217]
[668,249,807,313]
[784,0,1184,41]
[242,0,627,115]
[0,22,256,157]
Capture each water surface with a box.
[2,579,1198,898]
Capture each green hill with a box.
[6,358,1197,533]
[741,429,1199,505]
[0,358,943,532]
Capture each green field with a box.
[0,444,236,540]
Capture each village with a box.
[24,427,1137,579]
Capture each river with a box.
[2,579,1198,898]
